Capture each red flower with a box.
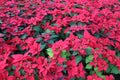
[52,40,69,56]
[90,55,108,71]
[44,65,63,80]
[0,60,7,71]
[23,37,41,56]
[83,30,97,48]
[0,71,9,80]
[76,63,86,78]
[0,0,7,5]
[26,74,35,80]
[12,54,29,63]
[97,59,108,71]
[66,57,78,78]
[106,75,114,80]
[7,76,16,80]
[87,74,103,80]
[0,33,4,37]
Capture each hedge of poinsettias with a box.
[0,0,120,80]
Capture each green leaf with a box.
[116,49,120,57]
[48,39,54,44]
[12,66,16,70]
[19,69,25,76]
[20,34,28,39]
[94,67,98,71]
[106,64,120,74]
[33,26,41,32]
[94,67,105,78]
[51,35,58,39]
[76,55,82,64]
[107,45,114,50]
[111,65,120,74]
[70,78,75,80]
[76,77,85,80]
[96,71,105,78]
[41,20,46,25]
[85,64,92,69]
[69,12,78,17]
[50,23,58,26]
[9,71,14,76]
[116,52,120,57]
[77,34,83,38]
[94,33,100,38]
[72,51,78,56]
[34,71,39,80]
[85,47,92,55]
[41,44,46,50]
[74,4,80,8]
[77,21,86,26]
[90,71,95,75]
[85,55,93,64]
[33,26,44,35]
[34,32,39,37]
[0,20,2,24]
[36,38,43,43]
[106,65,111,73]
[69,21,76,26]
[45,29,51,33]
[63,64,67,68]
[61,50,71,58]
[47,48,54,58]
[70,77,85,80]
[44,14,53,21]
[62,69,68,76]
[95,48,99,50]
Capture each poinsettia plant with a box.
[0,0,120,80]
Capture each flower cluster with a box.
[0,0,120,80]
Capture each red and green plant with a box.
[0,0,120,80]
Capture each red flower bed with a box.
[0,0,120,80]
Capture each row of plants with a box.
[0,0,120,80]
